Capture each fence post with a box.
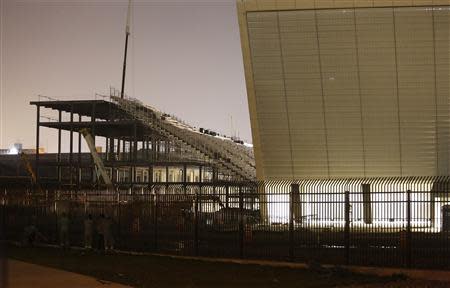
[289,184,298,261]
[3,189,7,243]
[153,191,158,251]
[239,185,244,258]
[406,189,412,268]
[55,190,59,244]
[344,190,350,265]
[194,187,199,256]
[0,189,5,288]
[1,191,5,242]
[225,185,229,208]
[117,191,121,248]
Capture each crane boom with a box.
[121,0,132,98]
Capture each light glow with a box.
[8,146,18,155]
[264,180,450,232]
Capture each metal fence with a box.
[2,177,450,269]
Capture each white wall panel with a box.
[246,6,450,179]
[248,12,293,178]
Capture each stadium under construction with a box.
[2,0,450,270]
[28,91,256,189]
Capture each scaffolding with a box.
[29,92,256,189]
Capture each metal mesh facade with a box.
[238,2,450,179]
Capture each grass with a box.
[7,245,398,288]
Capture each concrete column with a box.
[362,183,372,224]
[35,105,40,185]
[291,183,301,223]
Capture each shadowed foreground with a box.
[6,260,130,288]
[4,245,440,288]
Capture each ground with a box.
[5,245,449,288]
[7,260,130,288]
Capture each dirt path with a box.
[6,260,131,288]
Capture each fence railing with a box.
[2,178,450,269]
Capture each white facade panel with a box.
[241,4,450,179]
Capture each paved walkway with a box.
[6,260,131,288]
[147,252,450,283]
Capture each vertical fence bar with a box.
[2,193,5,242]
[153,192,158,251]
[289,184,298,261]
[35,105,40,189]
[344,190,350,265]
[117,191,121,248]
[0,189,6,288]
[194,189,199,256]
[406,189,412,268]
[239,185,244,259]
[55,190,59,245]
[225,185,229,208]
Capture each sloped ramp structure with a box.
[110,96,256,181]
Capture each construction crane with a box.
[80,128,114,189]
[121,0,132,98]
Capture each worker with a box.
[23,216,46,247]
[103,215,114,252]
[96,214,105,251]
[59,212,70,249]
[84,214,94,249]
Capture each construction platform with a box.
[20,93,255,189]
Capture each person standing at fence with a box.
[84,214,94,249]
[103,215,114,252]
[23,216,46,247]
[58,212,70,249]
[96,214,105,251]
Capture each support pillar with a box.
[133,124,137,185]
[406,189,412,268]
[211,167,215,183]
[77,115,82,188]
[145,137,149,161]
[128,139,133,185]
[116,138,121,183]
[289,184,299,261]
[165,165,169,185]
[110,137,115,184]
[345,191,350,265]
[291,183,301,223]
[183,164,187,195]
[69,105,74,187]
[57,110,62,184]
[239,185,244,258]
[90,102,96,186]
[35,105,40,187]
[362,183,372,224]
[149,166,153,185]
[225,185,229,208]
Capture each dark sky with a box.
[0,0,251,152]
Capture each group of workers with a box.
[24,212,115,252]
[82,213,115,251]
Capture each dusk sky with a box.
[0,0,251,152]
